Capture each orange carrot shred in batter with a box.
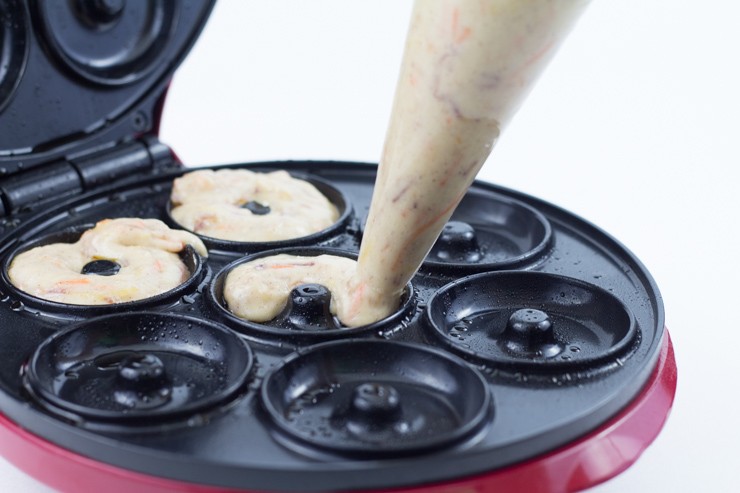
[57,278,91,285]
[269,262,316,269]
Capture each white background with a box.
[3,0,739,491]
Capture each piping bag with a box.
[345,0,592,326]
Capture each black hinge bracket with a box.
[0,138,172,216]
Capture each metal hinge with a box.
[0,137,172,216]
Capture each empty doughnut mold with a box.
[0,0,28,113]
[262,340,491,457]
[25,312,253,425]
[426,190,552,271]
[426,271,637,371]
[33,0,177,86]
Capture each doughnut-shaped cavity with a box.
[26,312,253,422]
[0,0,29,112]
[261,340,491,457]
[33,0,177,85]
[426,272,637,371]
[425,191,551,271]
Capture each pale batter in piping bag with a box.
[344,0,591,326]
[223,0,591,328]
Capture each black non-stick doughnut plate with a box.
[0,161,664,492]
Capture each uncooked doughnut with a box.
[223,254,395,328]
[170,169,339,242]
[7,218,208,305]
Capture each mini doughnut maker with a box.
[0,2,677,492]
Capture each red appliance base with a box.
[0,331,676,493]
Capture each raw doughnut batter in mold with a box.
[224,254,385,328]
[170,169,339,242]
[7,218,208,305]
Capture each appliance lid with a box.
[0,0,216,177]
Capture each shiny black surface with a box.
[0,161,665,492]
